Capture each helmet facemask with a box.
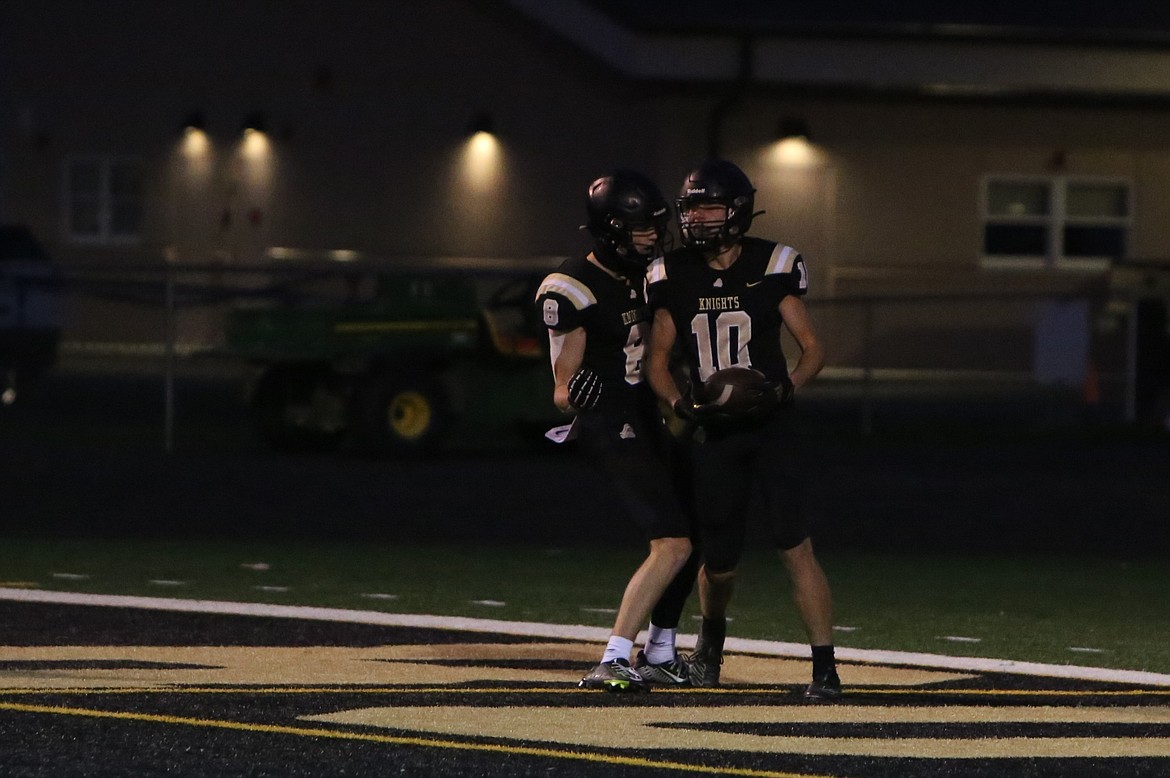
[677,198,750,251]
[676,159,759,252]
[585,171,670,278]
[598,211,667,271]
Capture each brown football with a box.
[698,367,775,415]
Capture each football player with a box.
[644,159,842,700]
[535,170,699,692]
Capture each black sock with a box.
[701,617,726,652]
[811,645,836,678]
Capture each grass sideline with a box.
[1,538,1166,674]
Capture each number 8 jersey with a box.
[535,254,649,398]
[647,236,808,386]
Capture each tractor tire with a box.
[348,369,447,456]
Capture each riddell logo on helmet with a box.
[686,188,706,195]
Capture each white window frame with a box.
[979,174,1132,272]
[61,155,144,245]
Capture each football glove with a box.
[764,375,795,408]
[567,366,604,411]
[672,396,727,424]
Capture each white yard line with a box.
[3,587,1168,688]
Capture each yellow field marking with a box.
[0,702,830,778]
[1,685,1168,698]
[11,643,952,689]
[307,703,1170,758]
[847,688,1170,697]
[0,685,755,696]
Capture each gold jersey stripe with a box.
[766,244,797,276]
[536,273,597,310]
[646,257,668,284]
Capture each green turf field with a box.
[2,538,1165,674]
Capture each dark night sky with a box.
[586,1,1170,41]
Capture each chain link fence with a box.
[5,256,1167,451]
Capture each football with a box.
[697,366,776,416]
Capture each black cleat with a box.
[634,650,691,686]
[684,640,723,688]
[803,669,843,701]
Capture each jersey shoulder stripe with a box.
[536,272,597,310]
[765,243,800,276]
[646,257,667,285]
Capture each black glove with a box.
[776,376,795,406]
[767,376,795,407]
[672,396,726,424]
[567,366,604,411]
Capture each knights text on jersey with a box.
[534,254,649,389]
[647,237,807,384]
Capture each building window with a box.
[981,176,1130,270]
[63,157,144,244]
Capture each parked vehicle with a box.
[0,225,62,404]
[224,260,560,455]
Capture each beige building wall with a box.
[690,97,1170,373]
[3,0,1168,373]
[711,99,1170,275]
[1,0,663,266]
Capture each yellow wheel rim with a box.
[388,391,432,440]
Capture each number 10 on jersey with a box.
[691,311,752,381]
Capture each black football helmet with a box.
[585,170,670,277]
[676,159,758,251]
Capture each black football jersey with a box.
[534,254,649,392]
[647,236,808,386]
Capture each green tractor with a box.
[225,265,559,455]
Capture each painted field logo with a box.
[3,640,1169,761]
[3,591,1169,776]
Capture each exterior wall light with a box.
[242,112,268,135]
[779,117,811,142]
[182,110,206,134]
[465,111,494,137]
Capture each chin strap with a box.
[594,241,649,279]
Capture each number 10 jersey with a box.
[647,236,808,387]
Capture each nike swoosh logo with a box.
[746,280,763,287]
